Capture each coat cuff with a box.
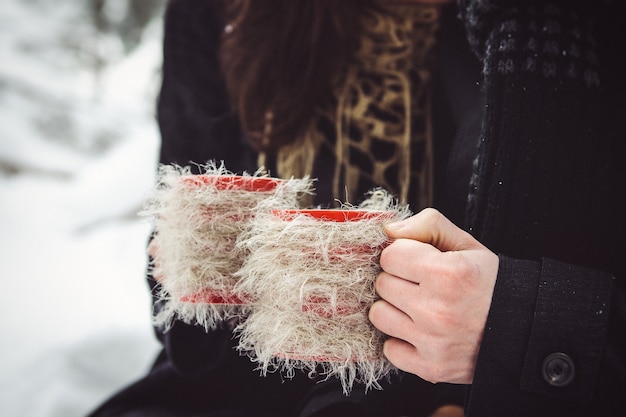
[467,255,613,415]
[520,258,613,401]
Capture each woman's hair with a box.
[219,0,375,151]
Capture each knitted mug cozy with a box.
[234,192,410,393]
[142,162,312,329]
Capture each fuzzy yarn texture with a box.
[141,162,313,329]
[234,189,411,393]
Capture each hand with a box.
[147,237,164,282]
[368,208,499,384]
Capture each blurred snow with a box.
[0,0,164,416]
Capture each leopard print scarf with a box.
[260,3,441,210]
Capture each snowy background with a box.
[0,1,166,415]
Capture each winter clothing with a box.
[89,0,626,416]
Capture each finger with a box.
[379,237,440,284]
[147,239,159,259]
[147,239,165,282]
[385,336,475,385]
[384,208,479,252]
[382,337,425,379]
[368,298,416,342]
[374,271,424,317]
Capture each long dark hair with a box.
[219,0,375,151]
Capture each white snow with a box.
[0,1,165,416]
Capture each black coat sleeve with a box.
[156,0,256,175]
[467,256,625,416]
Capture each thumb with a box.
[385,208,479,252]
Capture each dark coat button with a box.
[542,352,575,387]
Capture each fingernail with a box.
[384,221,404,233]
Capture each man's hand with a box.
[369,208,499,384]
